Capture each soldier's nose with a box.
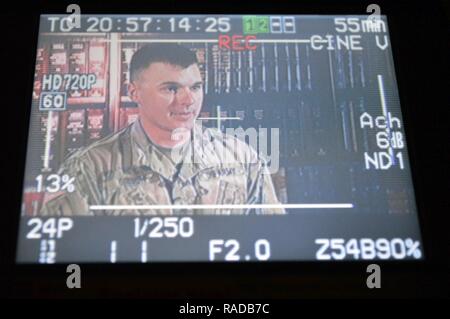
[176,87,195,106]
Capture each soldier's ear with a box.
[128,81,139,104]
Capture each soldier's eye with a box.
[165,86,178,93]
[191,84,202,92]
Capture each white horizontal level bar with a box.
[90,203,354,210]
[198,117,242,120]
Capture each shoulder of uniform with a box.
[62,124,132,169]
[200,126,259,163]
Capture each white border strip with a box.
[41,34,313,44]
[115,39,312,43]
[377,74,388,117]
[377,74,394,160]
[43,111,53,169]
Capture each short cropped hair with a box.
[129,44,198,82]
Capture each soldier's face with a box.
[129,62,203,134]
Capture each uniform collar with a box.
[130,119,178,180]
[129,119,216,181]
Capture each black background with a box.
[0,0,448,299]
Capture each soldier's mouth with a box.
[169,111,194,121]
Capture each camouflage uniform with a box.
[40,120,284,216]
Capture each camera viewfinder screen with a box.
[16,14,423,263]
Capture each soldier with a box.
[41,44,284,216]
